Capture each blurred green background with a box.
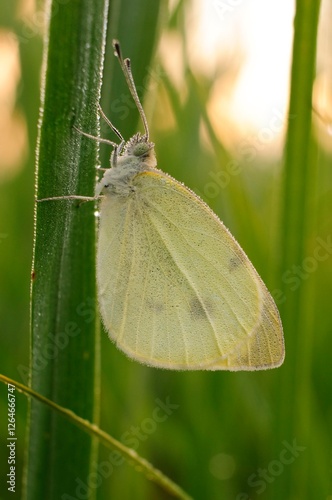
[1,0,332,499]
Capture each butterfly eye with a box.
[133,143,150,157]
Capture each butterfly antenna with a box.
[98,104,124,142]
[112,39,150,141]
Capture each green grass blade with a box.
[24,0,109,498]
[1,374,192,500]
[275,0,322,498]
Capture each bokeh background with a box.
[1,0,332,499]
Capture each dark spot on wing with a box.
[229,255,243,272]
[190,297,214,320]
[146,299,164,313]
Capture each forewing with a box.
[97,170,284,370]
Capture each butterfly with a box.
[40,40,285,371]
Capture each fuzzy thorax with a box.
[95,133,156,196]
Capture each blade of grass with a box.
[1,374,192,500]
[24,0,109,498]
[275,0,321,498]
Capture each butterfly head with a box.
[121,133,156,169]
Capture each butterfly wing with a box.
[97,169,284,370]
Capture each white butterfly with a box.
[41,40,285,371]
